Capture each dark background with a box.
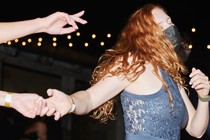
[0,0,209,140]
[0,0,209,73]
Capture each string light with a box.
[7,41,12,45]
[76,32,80,36]
[92,34,96,39]
[67,35,71,39]
[27,38,32,43]
[37,42,42,47]
[69,42,73,47]
[22,41,26,46]
[207,45,210,49]
[191,27,196,33]
[52,37,57,41]
[14,39,19,43]
[53,42,57,47]
[100,41,105,46]
[188,44,193,49]
[84,42,89,47]
[3,31,209,51]
[107,33,111,38]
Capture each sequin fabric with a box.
[120,68,188,140]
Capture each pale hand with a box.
[189,68,210,97]
[40,10,87,35]
[40,89,71,121]
[11,93,45,118]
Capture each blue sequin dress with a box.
[120,68,188,140]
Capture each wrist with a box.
[4,92,13,108]
[34,17,44,34]
[67,96,76,113]
[198,94,210,102]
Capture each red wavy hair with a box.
[90,3,188,123]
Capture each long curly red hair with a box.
[90,3,188,123]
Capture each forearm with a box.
[0,18,42,44]
[189,100,209,138]
[70,90,93,115]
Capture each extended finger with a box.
[46,108,56,116]
[189,74,207,85]
[71,10,85,17]
[70,15,87,24]
[189,69,205,78]
[54,111,61,121]
[194,83,209,91]
[190,78,207,88]
[40,107,49,117]
[47,89,54,97]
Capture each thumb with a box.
[192,67,196,72]
[47,89,53,97]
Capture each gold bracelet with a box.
[198,94,210,102]
[68,96,76,113]
[5,92,13,108]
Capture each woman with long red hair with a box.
[42,4,209,140]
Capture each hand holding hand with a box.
[40,89,72,121]
[11,93,45,118]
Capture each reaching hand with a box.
[11,93,45,118]
[189,68,210,97]
[40,10,87,35]
[40,89,72,121]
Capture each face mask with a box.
[163,25,192,62]
[163,25,181,53]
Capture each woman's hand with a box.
[189,67,209,98]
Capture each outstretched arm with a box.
[0,90,45,118]
[41,75,131,121]
[0,10,87,44]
